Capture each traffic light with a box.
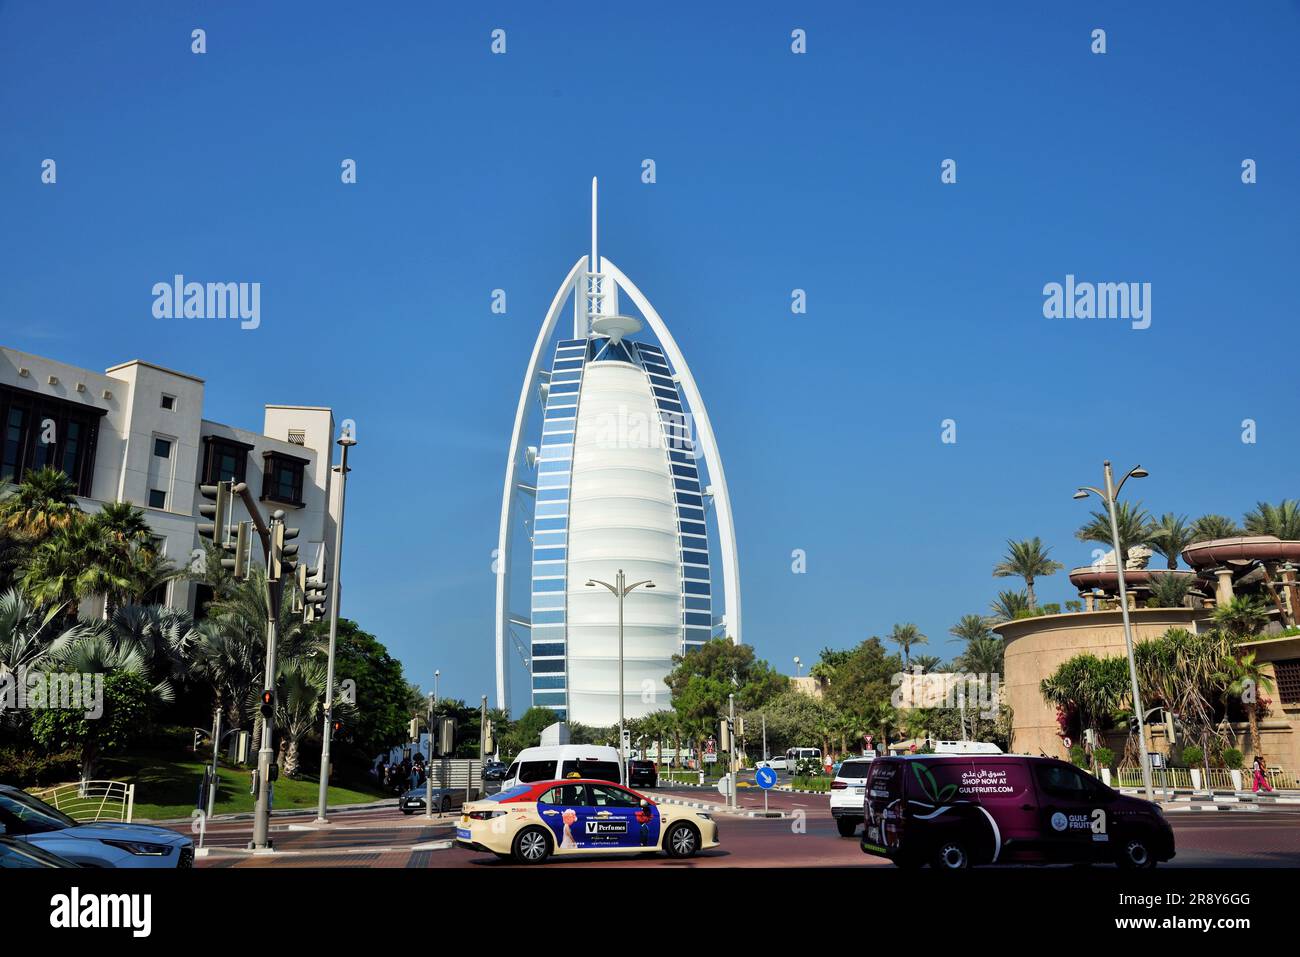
[259,689,275,720]
[736,717,746,739]
[483,720,495,755]
[303,579,328,623]
[719,719,731,752]
[198,481,231,545]
[408,717,420,742]
[269,521,299,582]
[220,520,251,581]
[436,716,456,757]
[331,717,343,735]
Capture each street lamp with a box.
[315,428,356,824]
[1074,460,1154,802]
[586,569,656,775]
[424,671,442,821]
[793,656,802,678]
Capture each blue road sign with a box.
[755,766,777,790]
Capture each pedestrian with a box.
[1251,754,1274,794]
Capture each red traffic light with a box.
[261,690,273,706]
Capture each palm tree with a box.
[989,589,1031,622]
[992,537,1062,610]
[955,636,1004,676]
[92,501,153,547]
[887,623,927,666]
[121,547,181,607]
[1146,572,1194,608]
[276,659,328,777]
[20,518,128,618]
[1212,595,1270,643]
[1148,513,1193,569]
[1244,500,1300,540]
[0,588,87,677]
[1076,501,1154,566]
[191,619,258,729]
[911,654,942,674]
[41,628,155,781]
[206,566,311,753]
[949,613,994,645]
[862,700,900,752]
[0,467,81,536]
[1215,651,1275,757]
[1190,514,1243,543]
[106,605,199,701]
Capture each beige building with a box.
[995,546,1300,773]
[1,345,343,616]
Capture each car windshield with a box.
[559,760,621,783]
[0,790,77,834]
[485,785,533,803]
[838,761,873,780]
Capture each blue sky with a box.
[3,2,1298,709]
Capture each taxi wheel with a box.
[933,840,970,870]
[664,822,700,859]
[512,827,553,864]
[1117,837,1156,870]
[401,808,414,816]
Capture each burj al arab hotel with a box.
[494,180,741,726]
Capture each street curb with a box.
[146,799,395,825]
[1161,803,1261,813]
[655,796,788,819]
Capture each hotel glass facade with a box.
[528,337,712,724]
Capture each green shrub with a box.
[1069,744,1089,768]
[1221,748,1244,770]
[1093,747,1115,769]
[1181,744,1204,767]
[0,747,81,786]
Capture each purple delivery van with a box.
[860,754,1174,870]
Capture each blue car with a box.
[0,784,193,868]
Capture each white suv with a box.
[829,757,876,837]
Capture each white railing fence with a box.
[1113,766,1297,791]
[31,780,135,822]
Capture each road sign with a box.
[1062,736,1072,748]
[755,766,777,790]
[1148,752,1165,769]
[703,752,718,764]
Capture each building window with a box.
[261,451,307,507]
[1275,659,1300,705]
[148,488,167,509]
[153,437,172,459]
[0,383,104,495]
[160,394,176,411]
[201,436,253,485]
[287,430,306,446]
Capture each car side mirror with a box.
[640,799,649,808]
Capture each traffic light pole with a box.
[251,570,280,850]
[315,434,354,824]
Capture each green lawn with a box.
[96,751,390,821]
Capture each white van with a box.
[933,740,1003,755]
[502,745,623,790]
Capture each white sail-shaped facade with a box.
[494,181,741,725]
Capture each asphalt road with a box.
[171,784,1300,869]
